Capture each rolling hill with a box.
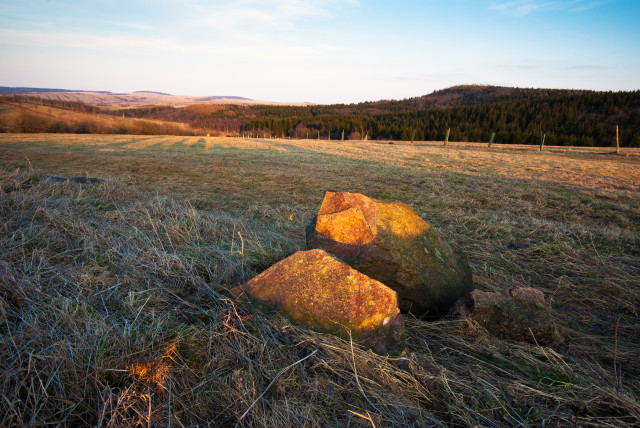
[0,87,311,107]
[0,98,191,135]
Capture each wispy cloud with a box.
[489,0,606,16]
[189,1,323,31]
[562,64,612,70]
[396,72,446,81]
[503,64,539,70]
[0,26,346,62]
[489,1,557,16]
[569,1,610,12]
[1,0,358,40]
[0,28,202,53]
[0,1,357,57]
[176,0,357,33]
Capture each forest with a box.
[2,86,639,146]
[239,87,640,146]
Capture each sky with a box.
[1,0,639,104]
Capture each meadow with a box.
[1,134,639,426]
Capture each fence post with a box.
[488,132,495,148]
[616,124,620,154]
[444,128,450,145]
[341,129,344,141]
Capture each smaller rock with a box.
[231,249,405,356]
[450,287,561,345]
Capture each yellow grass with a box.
[1,134,638,194]
[0,102,192,134]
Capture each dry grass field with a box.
[1,133,639,426]
[0,102,191,134]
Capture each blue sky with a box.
[1,0,638,103]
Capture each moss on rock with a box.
[307,192,473,317]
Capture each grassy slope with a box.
[0,102,192,134]
[0,134,639,426]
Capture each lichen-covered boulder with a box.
[306,191,473,317]
[231,249,405,356]
[450,287,561,345]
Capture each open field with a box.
[1,134,639,426]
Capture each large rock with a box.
[231,249,405,356]
[450,288,561,345]
[306,191,473,317]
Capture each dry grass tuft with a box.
[1,136,639,426]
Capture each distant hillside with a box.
[363,85,524,111]
[419,85,545,107]
[194,95,253,101]
[133,91,173,96]
[0,87,309,107]
[0,87,81,94]
[313,85,588,115]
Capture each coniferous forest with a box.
[239,86,640,147]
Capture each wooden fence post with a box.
[488,132,495,148]
[616,125,620,154]
[444,128,450,145]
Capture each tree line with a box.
[112,103,247,135]
[241,89,640,147]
